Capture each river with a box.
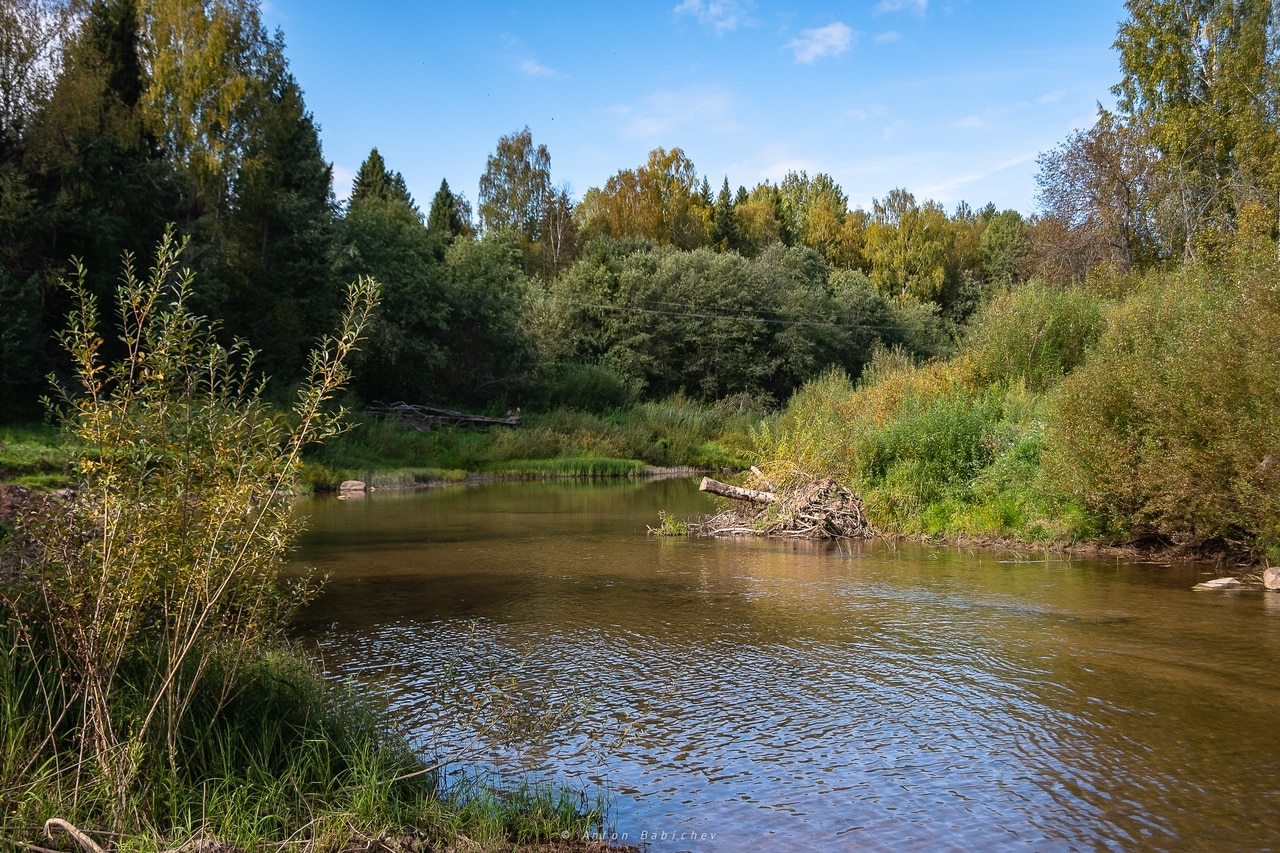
[292,478,1280,852]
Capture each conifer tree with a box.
[426,177,472,247]
[350,147,418,213]
[709,177,739,252]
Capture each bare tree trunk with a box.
[699,477,776,504]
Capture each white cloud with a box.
[882,118,909,140]
[954,115,986,129]
[876,0,927,15]
[673,0,747,34]
[875,31,901,44]
[520,59,561,78]
[787,22,854,64]
[1037,89,1066,104]
[333,164,355,202]
[610,87,737,138]
[916,152,1038,201]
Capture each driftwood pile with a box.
[691,474,874,539]
[371,401,521,430]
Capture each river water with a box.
[292,479,1280,852]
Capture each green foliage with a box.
[528,361,643,413]
[350,146,417,212]
[478,126,551,242]
[577,146,709,250]
[341,190,452,403]
[1,232,378,828]
[979,209,1029,286]
[440,231,537,406]
[752,352,1088,542]
[865,188,955,302]
[960,280,1105,392]
[221,63,342,382]
[425,177,474,248]
[543,241,949,403]
[650,509,688,535]
[1045,260,1280,554]
[0,268,46,415]
[1113,0,1279,257]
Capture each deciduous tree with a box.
[478,126,550,242]
[864,188,954,302]
[1112,0,1280,257]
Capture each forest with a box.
[1,0,1278,559]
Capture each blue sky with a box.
[261,1,1128,216]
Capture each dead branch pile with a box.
[691,476,874,539]
[371,401,521,430]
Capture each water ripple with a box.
[296,485,1280,852]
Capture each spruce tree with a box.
[426,177,471,247]
[350,147,418,213]
[710,177,739,253]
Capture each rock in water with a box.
[1193,577,1243,590]
[1264,567,1280,591]
[337,480,367,499]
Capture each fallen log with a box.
[372,401,521,430]
[699,476,776,505]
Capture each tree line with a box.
[2,0,1277,418]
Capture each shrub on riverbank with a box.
[0,237,607,851]
[750,255,1279,558]
[1045,260,1280,559]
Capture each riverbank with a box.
[678,472,1270,579]
[296,396,760,491]
[1,478,638,852]
[0,611,634,853]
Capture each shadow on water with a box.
[292,479,1280,852]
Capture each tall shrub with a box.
[1046,262,1280,553]
[960,280,1104,392]
[4,230,378,824]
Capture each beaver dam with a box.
[683,474,874,539]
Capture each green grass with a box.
[482,457,649,478]
[0,423,79,488]
[0,618,606,852]
[303,394,761,489]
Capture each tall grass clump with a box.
[752,341,1087,541]
[0,231,390,845]
[1045,258,1280,557]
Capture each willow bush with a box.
[958,280,1105,392]
[1,230,379,829]
[1046,260,1280,555]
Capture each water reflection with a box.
[293,480,1280,851]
